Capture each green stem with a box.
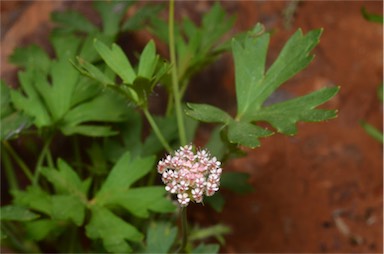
[1,146,19,190]
[143,108,172,153]
[176,207,188,253]
[2,141,33,182]
[1,222,26,252]
[166,93,174,116]
[169,0,187,146]
[33,135,53,186]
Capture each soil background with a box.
[1,1,383,253]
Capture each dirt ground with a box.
[1,1,383,253]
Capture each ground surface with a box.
[1,1,383,253]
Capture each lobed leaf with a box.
[62,89,130,126]
[1,81,32,140]
[243,86,340,135]
[104,187,176,218]
[145,221,177,254]
[186,103,232,124]
[96,152,155,203]
[51,195,85,226]
[40,158,88,197]
[25,219,62,241]
[12,186,52,216]
[121,4,164,31]
[0,205,40,221]
[74,57,115,86]
[9,45,50,73]
[192,243,220,254]
[10,71,52,127]
[232,25,269,116]
[61,125,117,137]
[138,40,158,78]
[86,206,143,253]
[94,39,136,84]
[93,1,133,36]
[228,121,273,148]
[256,29,323,109]
[51,11,98,34]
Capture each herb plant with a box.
[1,1,339,253]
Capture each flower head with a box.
[157,145,222,207]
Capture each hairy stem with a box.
[169,0,187,146]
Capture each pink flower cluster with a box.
[157,145,222,207]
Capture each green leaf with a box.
[220,172,253,194]
[145,221,177,254]
[0,205,40,221]
[40,158,88,197]
[192,243,220,254]
[106,187,176,218]
[96,152,155,202]
[149,2,234,82]
[94,40,136,84]
[51,33,82,60]
[1,81,12,117]
[234,26,323,117]
[61,125,117,137]
[190,224,230,244]
[40,61,79,121]
[51,195,85,226]
[51,10,98,33]
[62,89,130,126]
[74,57,115,86]
[1,81,32,140]
[205,127,227,160]
[186,103,232,124]
[361,7,383,23]
[138,40,158,78]
[232,25,269,116]
[9,45,50,73]
[258,29,321,111]
[200,3,235,50]
[244,86,339,135]
[121,4,163,31]
[93,1,133,36]
[69,78,101,107]
[205,193,225,212]
[25,219,61,241]
[227,121,272,148]
[10,71,52,127]
[0,112,32,140]
[360,120,383,143]
[86,206,143,253]
[12,186,51,215]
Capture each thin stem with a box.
[176,207,188,253]
[33,135,53,186]
[1,222,26,252]
[2,141,33,182]
[1,146,19,190]
[169,0,187,146]
[143,108,172,153]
